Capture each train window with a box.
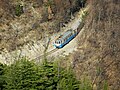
[66,38,67,41]
[59,41,61,44]
[61,40,63,44]
[56,41,58,44]
[68,35,69,38]
[69,34,71,37]
[57,40,60,44]
[64,39,65,42]
[60,41,61,44]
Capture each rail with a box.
[34,48,58,60]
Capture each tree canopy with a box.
[1,58,80,90]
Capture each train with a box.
[53,29,78,48]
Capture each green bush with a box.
[15,4,24,16]
[0,63,6,90]
[103,80,108,90]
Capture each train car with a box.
[53,29,78,48]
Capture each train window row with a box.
[55,30,76,44]
[63,33,73,42]
[55,40,62,44]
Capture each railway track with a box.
[34,48,58,60]
[46,48,58,55]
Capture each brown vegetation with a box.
[72,0,120,90]
[0,0,82,53]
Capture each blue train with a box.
[53,29,78,48]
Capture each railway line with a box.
[34,48,58,60]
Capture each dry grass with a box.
[0,0,83,53]
[72,0,120,89]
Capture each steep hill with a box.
[0,0,119,89]
[71,0,120,90]
[0,0,85,52]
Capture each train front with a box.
[53,37,64,48]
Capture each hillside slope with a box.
[71,0,120,90]
[0,0,84,52]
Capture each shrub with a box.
[0,63,6,90]
[15,4,24,16]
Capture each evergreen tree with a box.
[4,58,41,90]
[0,63,6,90]
[4,58,80,90]
[57,68,80,90]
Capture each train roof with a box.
[61,29,72,38]
[55,29,72,42]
